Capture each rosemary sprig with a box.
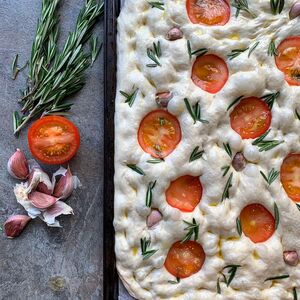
[222,172,233,201]
[120,88,139,107]
[127,164,145,176]
[252,130,284,152]
[261,92,280,109]
[274,202,280,230]
[168,277,180,284]
[146,41,162,67]
[90,36,102,67]
[295,109,300,120]
[248,41,260,57]
[223,265,241,286]
[140,238,158,260]
[147,158,164,164]
[181,218,199,243]
[223,143,232,158]
[187,40,208,59]
[268,40,278,57]
[184,98,209,124]
[294,287,298,300]
[146,181,156,207]
[222,166,230,177]
[264,274,289,282]
[14,0,104,134]
[228,47,249,60]
[260,168,279,185]
[189,146,204,162]
[270,0,285,14]
[227,95,244,111]
[232,0,256,18]
[148,1,164,10]
[236,217,242,236]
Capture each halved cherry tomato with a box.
[191,54,229,94]
[164,241,206,278]
[28,116,80,165]
[275,36,300,86]
[240,203,275,243]
[230,97,272,139]
[280,153,300,202]
[138,110,181,158]
[166,175,202,212]
[186,0,230,26]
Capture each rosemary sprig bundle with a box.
[252,130,284,152]
[13,0,104,135]
[184,98,209,124]
[260,168,279,185]
[232,0,256,18]
[270,0,285,14]
[181,218,199,243]
[140,238,158,260]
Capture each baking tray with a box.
[103,0,120,299]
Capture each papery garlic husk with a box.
[41,201,74,227]
[4,215,31,238]
[7,149,29,180]
[52,167,81,199]
[28,191,59,209]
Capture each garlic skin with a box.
[7,149,29,180]
[289,2,300,19]
[283,250,299,266]
[52,167,81,199]
[28,191,58,209]
[166,27,183,41]
[4,215,31,238]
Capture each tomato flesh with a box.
[230,97,272,139]
[166,175,202,212]
[164,241,206,278]
[275,36,300,86]
[138,110,181,158]
[240,203,275,243]
[192,54,229,94]
[280,154,300,202]
[186,0,230,26]
[28,116,80,165]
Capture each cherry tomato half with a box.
[28,116,80,165]
[275,36,300,86]
[230,97,272,139]
[240,203,275,243]
[192,54,229,94]
[138,110,181,158]
[186,0,230,26]
[164,241,206,278]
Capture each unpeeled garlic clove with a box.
[147,209,162,228]
[289,2,300,19]
[4,215,31,238]
[155,91,173,107]
[7,149,29,180]
[283,250,299,266]
[232,152,247,171]
[166,27,183,41]
[28,191,58,209]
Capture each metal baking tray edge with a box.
[104,0,120,299]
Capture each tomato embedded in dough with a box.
[280,153,300,202]
[166,175,202,212]
[164,241,206,278]
[240,203,275,243]
[275,36,300,86]
[186,0,230,26]
[230,97,272,139]
[191,54,229,94]
[138,110,182,158]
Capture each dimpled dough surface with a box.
[114,1,300,299]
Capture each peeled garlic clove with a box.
[147,209,162,228]
[27,166,53,195]
[53,166,81,199]
[166,27,183,41]
[4,215,31,238]
[155,91,173,107]
[43,201,74,227]
[283,250,299,266]
[28,191,58,209]
[232,152,247,171]
[7,149,29,180]
[289,2,300,19]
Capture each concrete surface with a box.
[0,1,104,299]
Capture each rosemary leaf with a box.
[268,40,278,57]
[140,238,158,260]
[217,277,221,294]
[148,1,164,10]
[227,95,244,111]
[222,172,233,202]
[189,146,204,162]
[274,202,280,230]
[236,217,242,236]
[248,41,260,57]
[146,41,162,67]
[90,36,102,66]
[223,265,241,286]
[147,158,164,164]
[295,109,300,120]
[168,277,180,284]
[146,180,157,207]
[294,287,298,300]
[261,91,280,109]
[120,88,139,107]
[232,0,256,18]
[181,218,199,243]
[184,98,209,124]
[11,54,19,80]
[223,143,232,158]
[260,168,279,185]
[228,47,249,60]
[221,166,230,177]
[264,274,289,282]
[252,130,284,152]
[127,164,145,176]
[187,40,208,59]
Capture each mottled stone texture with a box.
[0,1,103,299]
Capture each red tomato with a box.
[138,110,181,158]
[192,54,229,94]
[186,0,230,26]
[275,36,300,86]
[164,241,206,278]
[166,175,202,212]
[28,116,80,165]
[240,203,275,243]
[230,97,272,139]
[280,153,300,202]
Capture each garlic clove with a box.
[28,191,58,209]
[283,250,299,266]
[27,165,53,195]
[289,2,300,19]
[7,149,29,180]
[147,209,163,228]
[232,152,247,171]
[166,27,183,41]
[52,166,81,199]
[4,215,31,238]
[155,91,173,107]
